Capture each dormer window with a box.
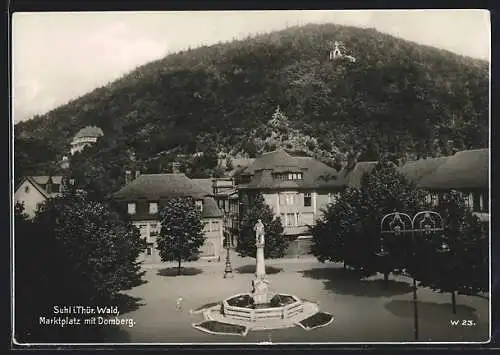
[275,172,303,181]
[149,202,158,214]
[195,200,203,212]
[127,203,136,215]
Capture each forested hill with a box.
[15,23,489,181]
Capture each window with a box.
[211,220,220,231]
[149,202,158,214]
[195,200,203,212]
[285,194,296,205]
[425,193,438,207]
[150,223,159,237]
[473,192,481,213]
[304,192,312,207]
[24,185,30,193]
[296,213,302,226]
[279,172,303,181]
[481,191,489,213]
[286,213,295,227]
[127,203,136,215]
[464,193,473,210]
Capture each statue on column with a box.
[252,219,269,304]
[254,219,265,245]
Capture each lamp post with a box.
[223,213,233,279]
[380,211,444,342]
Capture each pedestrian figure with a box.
[176,297,183,310]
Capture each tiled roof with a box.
[74,126,104,139]
[201,197,223,218]
[228,158,255,177]
[113,173,210,200]
[192,178,214,195]
[398,156,449,184]
[16,177,50,199]
[238,151,340,190]
[243,150,302,174]
[18,176,64,198]
[336,161,378,189]
[417,149,489,190]
[51,176,63,185]
[31,176,50,185]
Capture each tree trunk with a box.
[383,270,389,290]
[343,262,346,270]
[451,290,457,314]
[178,259,182,275]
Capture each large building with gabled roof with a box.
[234,150,344,243]
[113,173,224,263]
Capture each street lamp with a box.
[380,211,444,342]
[223,213,233,279]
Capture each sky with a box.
[12,10,490,123]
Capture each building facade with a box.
[412,149,489,231]
[234,150,344,257]
[231,148,489,257]
[113,173,224,263]
[14,176,65,218]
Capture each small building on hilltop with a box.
[70,126,104,155]
[113,173,224,263]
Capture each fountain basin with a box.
[222,293,304,322]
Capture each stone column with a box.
[252,219,270,305]
[256,240,266,279]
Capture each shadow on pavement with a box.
[157,267,203,277]
[235,264,282,275]
[112,293,145,315]
[385,299,479,322]
[300,267,412,297]
[100,325,132,342]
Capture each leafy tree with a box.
[15,193,145,342]
[310,187,363,268]
[236,193,287,258]
[311,160,428,284]
[156,197,206,274]
[358,160,428,283]
[410,190,488,314]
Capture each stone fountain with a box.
[194,220,328,332]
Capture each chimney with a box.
[125,170,132,185]
[172,162,181,174]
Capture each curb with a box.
[192,322,249,337]
[295,312,335,331]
